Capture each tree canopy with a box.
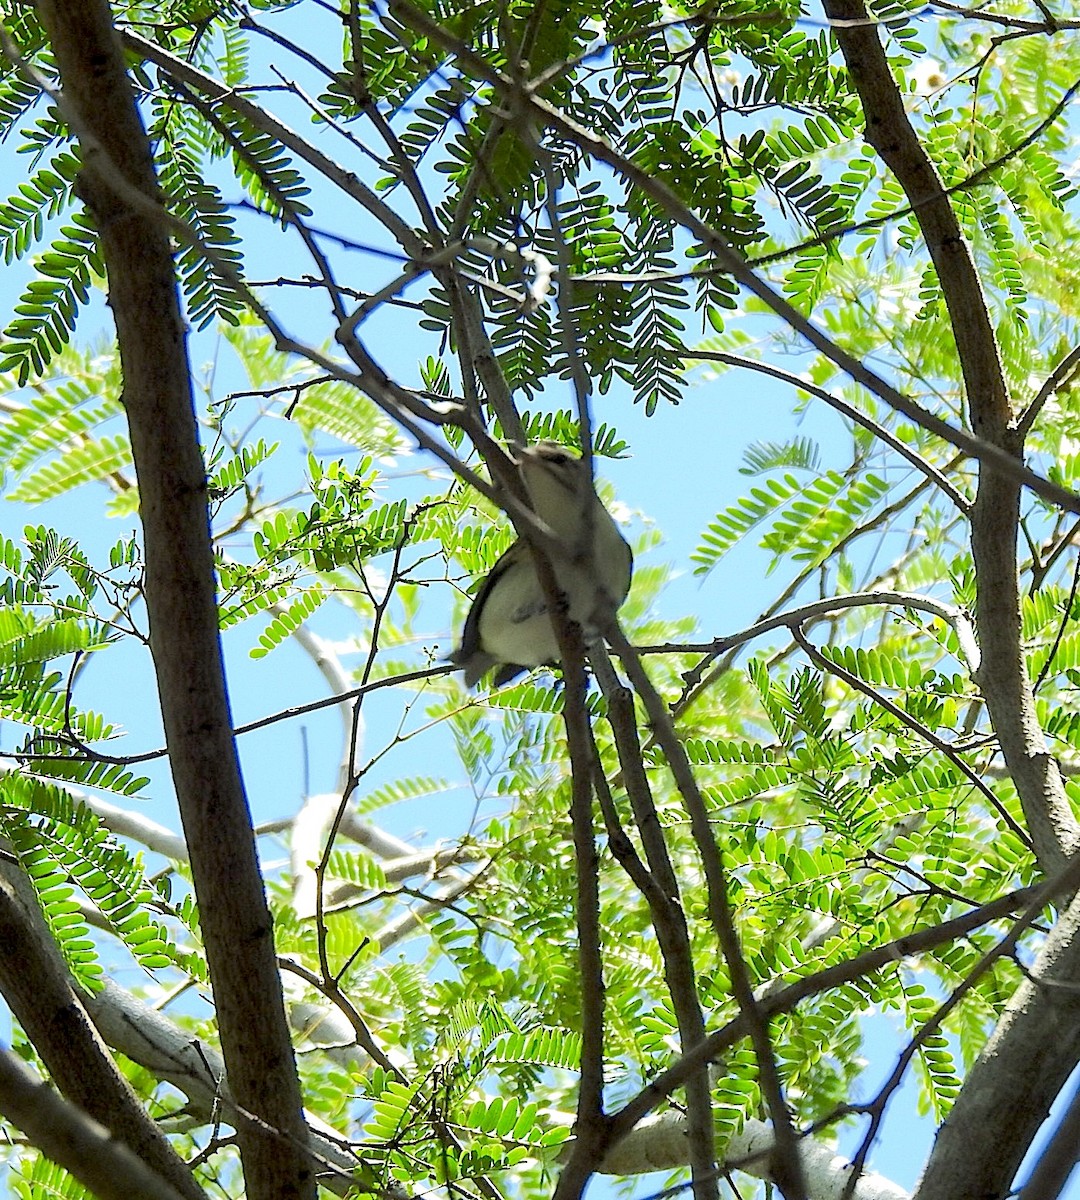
[1,1,1080,1199]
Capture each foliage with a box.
[0,0,1079,1198]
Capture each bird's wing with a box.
[451,541,526,666]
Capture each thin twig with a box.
[602,623,808,1200]
[690,351,969,513]
[791,624,1030,849]
[590,649,719,1200]
[387,0,1080,518]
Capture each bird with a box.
[451,442,633,688]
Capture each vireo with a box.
[452,442,633,687]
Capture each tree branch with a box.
[0,1049,199,1200]
[31,6,315,1196]
[603,624,807,1200]
[1016,1074,1080,1200]
[689,351,969,513]
[608,873,1056,1139]
[820,0,1080,878]
[594,1113,909,1200]
[913,883,1080,1200]
[590,651,719,1200]
[82,980,369,1197]
[389,0,1080,518]
[0,862,204,1200]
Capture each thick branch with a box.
[0,1049,197,1200]
[32,5,314,1197]
[817,9,1080,1193]
[595,1113,908,1200]
[0,863,204,1200]
[821,0,1080,877]
[592,656,719,1198]
[82,981,365,1197]
[915,889,1080,1200]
